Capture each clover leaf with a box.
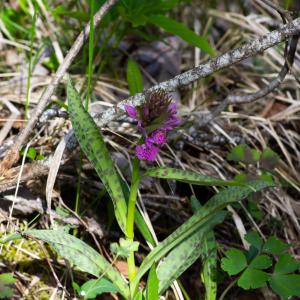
[269,274,300,299]
[245,231,263,251]
[238,269,269,289]
[221,249,247,275]
[268,253,300,299]
[263,236,290,255]
[274,254,300,274]
[249,255,272,269]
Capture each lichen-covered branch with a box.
[95,17,300,127]
[197,34,299,127]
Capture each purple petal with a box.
[163,116,181,130]
[124,104,138,119]
[135,144,147,160]
[150,129,167,145]
[135,143,159,161]
[168,102,177,114]
[146,145,159,161]
[145,136,155,146]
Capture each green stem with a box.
[219,278,238,300]
[74,150,84,213]
[126,157,140,283]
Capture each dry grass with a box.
[0,0,299,299]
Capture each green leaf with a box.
[144,167,241,186]
[1,233,23,243]
[36,154,45,160]
[132,180,273,293]
[22,229,130,298]
[110,238,139,258]
[251,149,261,161]
[263,236,290,255]
[221,249,247,275]
[249,255,272,270]
[200,230,217,300]
[245,231,263,251]
[284,0,294,10]
[80,278,118,299]
[233,173,249,184]
[67,78,127,233]
[147,15,214,55]
[127,58,143,95]
[146,264,159,300]
[227,144,247,162]
[190,195,201,211]
[20,147,36,160]
[134,290,144,300]
[156,212,226,294]
[247,201,264,221]
[269,274,300,299]
[0,274,15,285]
[274,254,300,274]
[191,196,217,300]
[72,281,81,295]
[238,269,269,289]
[0,273,16,299]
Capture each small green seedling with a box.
[0,273,16,299]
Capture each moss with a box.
[0,231,61,299]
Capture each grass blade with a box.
[147,14,214,55]
[127,58,143,95]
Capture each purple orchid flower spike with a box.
[124,90,180,161]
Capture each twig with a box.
[0,0,118,175]
[255,0,292,21]
[93,17,300,127]
[196,3,300,127]
[228,38,298,104]
[198,35,299,127]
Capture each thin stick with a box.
[0,0,118,175]
[93,17,300,128]
[196,1,300,128]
